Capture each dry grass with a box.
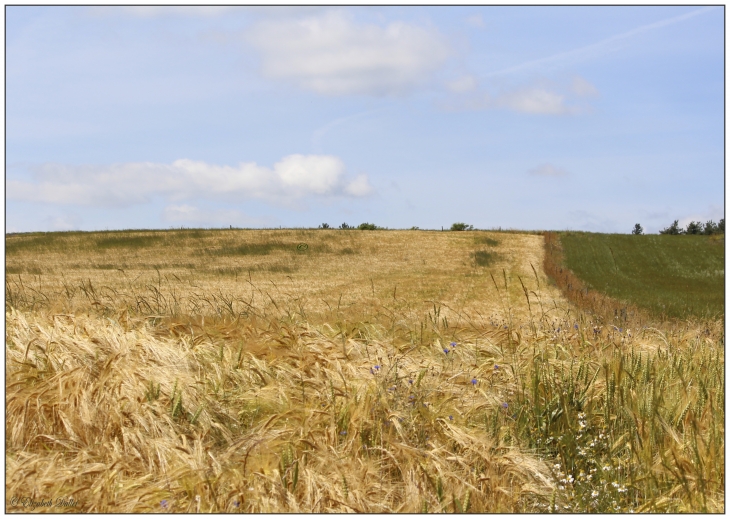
[5,229,724,512]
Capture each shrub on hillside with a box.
[357,223,379,230]
[339,223,352,230]
[450,223,474,231]
[631,223,643,235]
[319,223,331,229]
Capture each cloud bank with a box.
[246,11,451,96]
[8,154,372,207]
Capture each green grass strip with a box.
[559,232,724,319]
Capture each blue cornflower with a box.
[502,402,509,409]
[161,500,168,509]
[374,365,380,370]
[450,341,457,347]
[233,501,240,508]
[471,378,478,385]
[409,395,415,400]
[574,324,579,330]
[449,415,453,421]
[340,430,347,435]
[443,348,450,354]
[494,364,499,370]
[408,379,413,384]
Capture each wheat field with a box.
[5,229,724,512]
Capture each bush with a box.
[339,223,352,230]
[719,218,725,233]
[473,250,497,266]
[450,223,474,231]
[659,220,682,235]
[631,223,643,235]
[357,223,378,230]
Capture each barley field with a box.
[5,229,724,512]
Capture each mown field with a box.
[5,229,724,512]
[558,232,724,320]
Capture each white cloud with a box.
[162,205,271,227]
[571,76,599,97]
[8,155,373,208]
[246,11,452,96]
[43,213,82,231]
[528,163,569,177]
[88,6,238,18]
[446,75,478,93]
[499,87,572,115]
[343,174,374,197]
[441,78,590,115]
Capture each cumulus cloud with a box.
[246,11,452,96]
[571,76,599,97]
[8,154,372,207]
[528,163,570,177]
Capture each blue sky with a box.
[6,5,724,233]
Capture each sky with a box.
[5,5,725,234]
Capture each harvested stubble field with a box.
[5,229,724,512]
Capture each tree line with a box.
[632,219,724,235]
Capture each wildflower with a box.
[449,415,453,421]
[450,341,457,347]
[233,500,240,508]
[374,365,380,370]
[494,364,499,370]
[603,465,612,471]
[574,323,579,329]
[471,378,478,385]
[340,430,347,435]
[161,500,168,509]
[591,490,599,498]
[443,348,450,354]
[501,402,508,409]
[409,395,415,400]
[408,379,413,385]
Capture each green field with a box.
[559,232,724,319]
